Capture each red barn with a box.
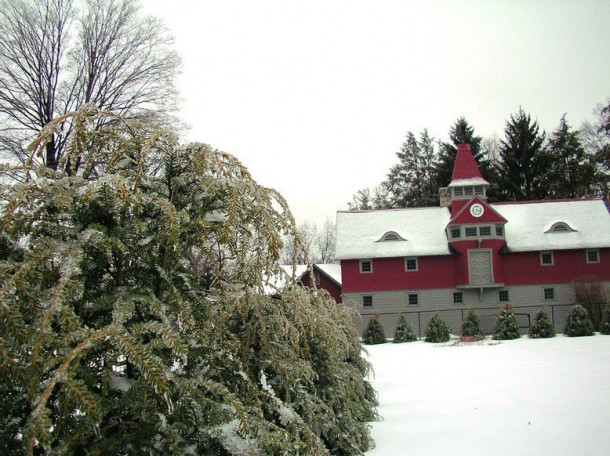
[336,144,610,337]
[296,264,342,303]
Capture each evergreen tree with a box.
[528,309,556,339]
[547,115,596,198]
[385,129,439,207]
[496,109,551,201]
[493,303,521,340]
[600,304,610,335]
[564,305,594,337]
[435,117,492,187]
[580,99,610,196]
[0,106,377,455]
[424,313,451,343]
[460,306,483,338]
[393,314,417,343]
[362,314,387,345]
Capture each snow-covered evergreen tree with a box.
[362,314,386,345]
[600,304,610,335]
[493,304,521,340]
[425,313,450,343]
[393,314,417,343]
[528,309,556,339]
[564,305,595,337]
[0,105,377,455]
[460,306,483,338]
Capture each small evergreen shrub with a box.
[362,314,386,344]
[461,306,483,338]
[528,309,556,338]
[493,303,521,340]
[425,313,450,343]
[564,305,594,337]
[393,314,417,343]
[600,304,610,335]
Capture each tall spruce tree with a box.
[0,106,378,455]
[384,129,439,208]
[547,115,596,198]
[496,109,551,201]
[435,118,490,187]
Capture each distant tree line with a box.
[349,102,610,209]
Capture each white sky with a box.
[141,0,610,227]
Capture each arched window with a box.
[377,231,406,242]
[545,222,576,233]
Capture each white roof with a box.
[493,198,610,252]
[335,198,610,260]
[314,263,342,286]
[448,177,489,187]
[335,207,452,260]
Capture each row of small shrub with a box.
[362,303,610,344]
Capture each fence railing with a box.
[358,303,574,339]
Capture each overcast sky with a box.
[141,0,610,227]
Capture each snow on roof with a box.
[447,177,489,187]
[335,198,610,260]
[314,263,342,286]
[335,207,452,260]
[492,198,610,252]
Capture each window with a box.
[540,251,554,266]
[475,186,484,195]
[363,295,373,307]
[454,187,464,196]
[499,290,509,302]
[495,226,503,236]
[360,259,372,273]
[453,292,463,304]
[465,227,477,237]
[543,288,555,300]
[479,226,491,236]
[545,221,576,233]
[587,249,600,264]
[405,257,418,271]
[451,227,461,239]
[314,271,320,286]
[464,186,474,196]
[383,233,398,241]
[408,294,419,306]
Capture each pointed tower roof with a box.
[448,143,489,187]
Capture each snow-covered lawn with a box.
[365,335,610,456]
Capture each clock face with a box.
[470,203,484,217]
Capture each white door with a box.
[469,250,493,285]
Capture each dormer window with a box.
[475,186,484,196]
[454,187,464,197]
[464,187,474,196]
[378,231,406,242]
[545,222,576,233]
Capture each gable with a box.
[449,197,507,225]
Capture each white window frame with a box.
[451,227,461,239]
[405,257,418,271]
[499,290,509,302]
[453,291,463,304]
[540,251,554,266]
[408,293,419,306]
[479,226,491,236]
[360,259,373,274]
[586,249,600,264]
[465,227,477,237]
[543,287,555,300]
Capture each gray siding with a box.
[345,282,606,339]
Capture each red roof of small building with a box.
[450,143,488,185]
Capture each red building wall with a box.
[341,256,456,293]
[299,270,342,303]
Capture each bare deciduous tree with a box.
[316,218,336,264]
[0,0,180,172]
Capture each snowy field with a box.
[364,335,610,456]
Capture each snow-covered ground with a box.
[365,335,610,456]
